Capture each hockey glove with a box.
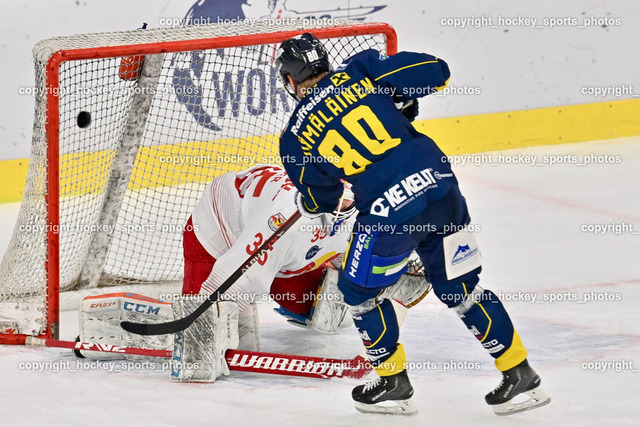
[399,99,419,122]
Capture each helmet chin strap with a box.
[285,75,301,100]
[286,84,299,100]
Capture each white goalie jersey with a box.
[191,165,354,310]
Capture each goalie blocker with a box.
[78,292,173,359]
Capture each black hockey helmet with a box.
[275,33,332,97]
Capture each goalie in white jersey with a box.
[182,164,355,330]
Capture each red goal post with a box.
[0,20,397,344]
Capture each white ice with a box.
[0,137,639,426]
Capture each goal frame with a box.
[1,22,397,345]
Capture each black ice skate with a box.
[352,369,417,415]
[485,359,550,415]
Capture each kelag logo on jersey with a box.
[171,0,386,131]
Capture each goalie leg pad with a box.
[78,292,174,360]
[238,302,261,351]
[308,267,352,333]
[380,254,432,308]
[171,298,239,382]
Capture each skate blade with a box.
[354,398,418,416]
[492,386,551,416]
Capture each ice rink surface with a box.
[0,137,638,426]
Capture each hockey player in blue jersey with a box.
[275,33,550,416]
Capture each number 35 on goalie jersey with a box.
[279,49,453,221]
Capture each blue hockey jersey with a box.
[279,49,456,225]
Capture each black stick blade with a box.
[120,299,212,335]
[120,319,179,335]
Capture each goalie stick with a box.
[120,210,302,336]
[24,337,372,379]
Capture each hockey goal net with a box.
[0,20,397,343]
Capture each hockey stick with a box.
[26,336,171,357]
[25,337,372,379]
[227,350,371,379]
[120,211,301,336]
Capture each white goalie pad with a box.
[78,292,174,360]
[238,302,261,351]
[308,267,352,333]
[171,298,239,383]
[381,255,432,308]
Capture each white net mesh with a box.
[0,20,391,338]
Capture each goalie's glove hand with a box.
[295,191,323,219]
[398,99,419,122]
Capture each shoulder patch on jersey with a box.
[305,245,322,260]
[379,53,389,60]
[330,72,350,86]
[268,212,286,232]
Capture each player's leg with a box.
[415,187,549,414]
[182,216,217,294]
[269,266,326,325]
[270,265,353,332]
[338,226,418,415]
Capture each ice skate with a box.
[485,359,550,415]
[352,370,417,415]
